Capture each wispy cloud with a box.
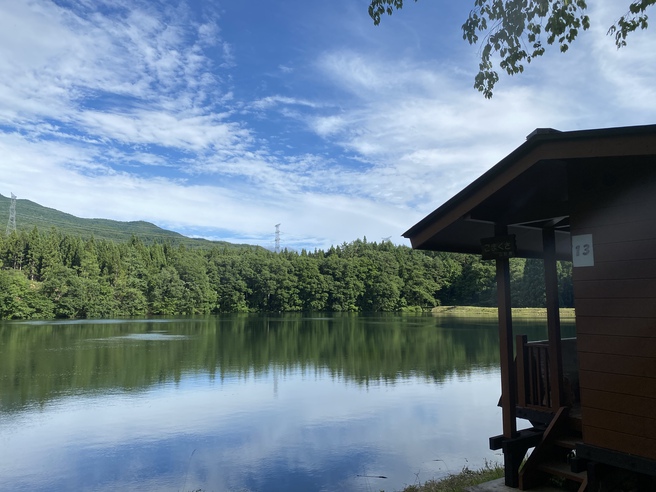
[250,96,322,111]
[1,0,655,250]
[77,109,250,151]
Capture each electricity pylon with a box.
[5,193,16,235]
[274,224,281,253]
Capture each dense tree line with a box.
[0,228,573,319]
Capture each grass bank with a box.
[398,462,504,491]
[431,305,576,319]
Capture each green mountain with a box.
[0,193,256,249]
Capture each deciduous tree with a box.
[368,0,654,97]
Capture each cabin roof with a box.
[403,124,656,260]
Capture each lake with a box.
[0,314,574,492]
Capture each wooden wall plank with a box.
[582,388,656,419]
[594,239,656,263]
[579,352,656,378]
[576,316,656,338]
[578,333,656,358]
[572,259,656,281]
[572,201,656,229]
[583,407,656,440]
[574,298,656,318]
[580,370,656,399]
[575,278,656,299]
[583,426,656,462]
[572,218,656,245]
[573,205,656,227]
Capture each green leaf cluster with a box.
[609,0,655,47]
[368,0,653,97]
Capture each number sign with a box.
[571,234,594,267]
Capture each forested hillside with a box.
[0,228,573,319]
[0,193,251,249]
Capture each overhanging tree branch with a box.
[368,0,653,98]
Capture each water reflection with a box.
[0,314,573,491]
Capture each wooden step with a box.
[538,459,587,483]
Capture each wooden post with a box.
[543,227,563,410]
[496,224,517,439]
[516,334,528,408]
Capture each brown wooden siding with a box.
[581,218,656,244]
[574,278,656,299]
[575,298,656,318]
[573,259,656,281]
[578,371,656,399]
[584,408,656,440]
[577,333,656,357]
[583,427,656,461]
[582,388,656,418]
[570,158,656,462]
[578,352,656,378]
[576,316,656,338]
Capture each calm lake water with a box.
[0,314,575,492]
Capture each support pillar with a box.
[494,225,520,487]
[543,227,563,410]
[496,224,516,439]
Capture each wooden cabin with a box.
[403,124,656,490]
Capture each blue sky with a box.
[1,1,655,250]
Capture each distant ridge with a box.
[0,193,256,249]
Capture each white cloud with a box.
[302,17,656,217]
[78,109,250,151]
[0,1,231,125]
[1,0,655,251]
[250,95,321,111]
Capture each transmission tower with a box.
[274,224,281,253]
[5,193,16,235]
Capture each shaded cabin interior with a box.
[404,125,656,490]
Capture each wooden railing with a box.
[516,335,553,411]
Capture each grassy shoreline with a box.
[398,462,504,491]
[431,305,576,318]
